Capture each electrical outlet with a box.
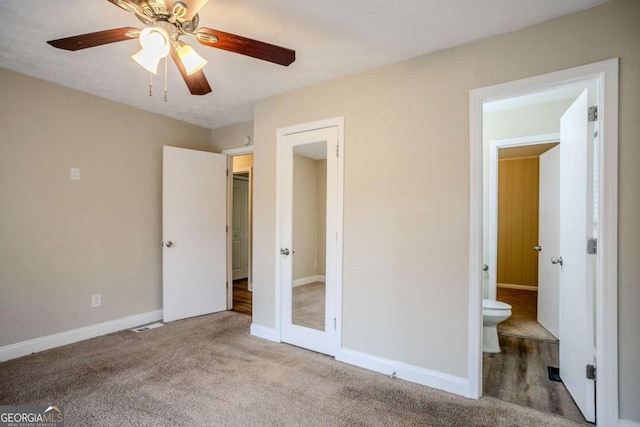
[91,294,101,308]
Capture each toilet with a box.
[482,298,512,353]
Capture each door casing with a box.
[469,58,618,425]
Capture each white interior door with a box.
[279,126,340,356]
[558,89,595,422]
[537,145,560,338]
[232,177,249,280]
[162,146,227,323]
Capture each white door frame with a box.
[487,133,560,301]
[469,58,618,425]
[223,146,254,309]
[275,116,344,354]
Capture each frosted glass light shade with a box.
[176,43,207,75]
[131,48,162,74]
[131,27,171,74]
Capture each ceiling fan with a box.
[47,0,296,96]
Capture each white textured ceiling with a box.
[0,0,608,130]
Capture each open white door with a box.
[537,145,560,338]
[162,146,227,323]
[558,89,595,422]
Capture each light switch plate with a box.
[91,294,101,308]
[70,168,80,180]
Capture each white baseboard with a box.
[0,309,163,362]
[619,419,640,427]
[336,348,471,398]
[497,283,538,291]
[292,275,326,287]
[250,323,280,342]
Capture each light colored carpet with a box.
[292,281,325,330]
[0,312,585,426]
[497,288,558,342]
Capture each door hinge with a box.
[336,144,339,157]
[587,237,597,254]
[333,317,337,330]
[226,169,229,176]
[586,364,596,380]
[588,106,598,122]
[226,225,229,232]
[226,281,229,289]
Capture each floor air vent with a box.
[131,322,164,333]
[547,366,562,382]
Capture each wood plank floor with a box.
[483,335,587,424]
[232,279,252,316]
[497,288,557,341]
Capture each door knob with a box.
[534,245,542,252]
[482,264,489,271]
[164,241,173,248]
[280,248,290,256]
[551,257,563,266]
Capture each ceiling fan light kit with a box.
[47,0,296,98]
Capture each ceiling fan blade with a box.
[47,28,139,51]
[196,28,295,66]
[165,0,209,20]
[170,45,212,95]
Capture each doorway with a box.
[485,137,583,420]
[469,59,619,425]
[276,117,344,357]
[494,142,560,342]
[224,151,254,316]
[485,86,596,422]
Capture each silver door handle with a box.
[482,264,489,271]
[534,246,542,252]
[163,241,173,248]
[551,257,563,266]
[280,248,290,256]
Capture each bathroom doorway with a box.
[492,141,560,343]
[483,88,593,423]
[470,59,619,425]
[484,139,583,420]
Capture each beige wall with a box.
[245,0,639,420]
[316,160,327,275]
[291,155,327,281]
[211,121,254,152]
[497,157,540,287]
[0,68,212,347]
[292,154,319,281]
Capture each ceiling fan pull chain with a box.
[164,56,168,102]
[149,71,153,97]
